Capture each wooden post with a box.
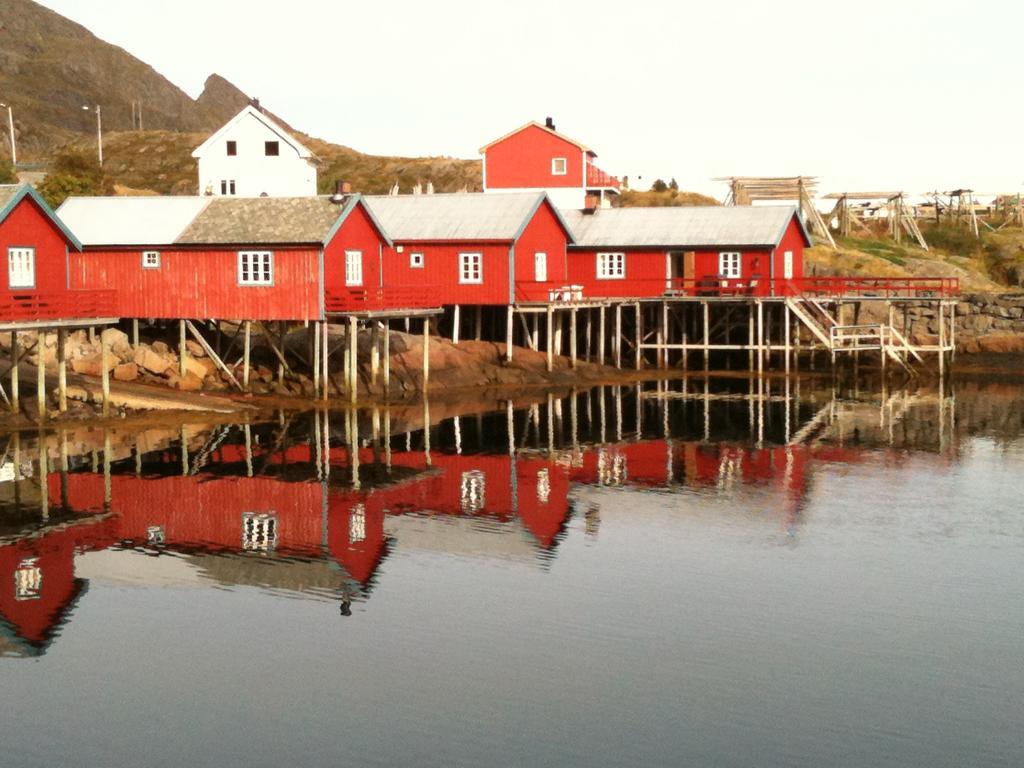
[635,303,643,370]
[370,321,380,391]
[452,304,460,345]
[748,305,754,370]
[422,316,430,393]
[312,321,321,398]
[702,301,710,371]
[756,300,764,376]
[321,319,329,400]
[661,301,669,369]
[570,308,578,369]
[506,305,514,362]
[475,306,483,341]
[784,303,791,374]
[101,334,110,417]
[615,303,622,369]
[383,321,391,396]
[36,336,46,420]
[546,305,554,372]
[242,320,251,390]
[57,328,67,412]
[554,310,563,357]
[10,331,19,413]
[131,318,139,346]
[938,300,946,379]
[349,316,359,404]
[585,309,592,362]
[178,319,187,378]
[598,305,606,366]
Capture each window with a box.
[551,157,567,175]
[460,470,486,512]
[536,468,551,504]
[142,251,161,269]
[226,140,237,156]
[719,252,741,279]
[459,252,483,284]
[7,247,35,289]
[409,252,424,269]
[783,250,794,280]
[349,503,366,543]
[344,250,363,286]
[242,512,278,552]
[238,251,273,285]
[14,558,41,601]
[596,252,625,280]
[265,141,280,156]
[534,251,547,282]
[220,179,236,195]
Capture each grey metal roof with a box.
[176,195,359,245]
[364,192,549,241]
[58,196,212,246]
[561,205,809,248]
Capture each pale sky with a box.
[35,0,1024,199]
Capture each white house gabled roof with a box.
[560,205,811,249]
[57,196,212,246]
[365,192,572,242]
[190,104,314,160]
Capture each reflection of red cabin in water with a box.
[0,516,117,654]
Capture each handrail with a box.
[325,286,440,312]
[0,290,116,322]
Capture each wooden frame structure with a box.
[822,191,929,249]
[716,176,835,248]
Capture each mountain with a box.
[0,0,245,159]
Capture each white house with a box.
[192,103,318,197]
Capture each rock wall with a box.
[902,293,1024,353]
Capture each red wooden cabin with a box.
[58,194,404,320]
[480,119,621,210]
[561,205,812,300]
[0,184,114,326]
[365,192,577,305]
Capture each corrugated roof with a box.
[364,192,548,242]
[57,196,212,246]
[561,205,808,248]
[176,195,357,245]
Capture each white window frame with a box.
[238,251,273,286]
[345,250,363,286]
[719,252,741,279]
[551,157,568,176]
[459,252,483,284]
[409,251,424,269]
[534,251,548,282]
[596,252,625,280]
[7,247,35,289]
[242,512,278,552]
[141,251,161,269]
[783,250,794,280]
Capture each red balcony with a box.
[0,290,117,324]
[325,286,441,313]
[586,163,620,190]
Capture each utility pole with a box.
[82,104,102,165]
[0,102,14,166]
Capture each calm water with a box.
[1,377,1022,768]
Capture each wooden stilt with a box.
[383,321,391,397]
[748,305,754,370]
[702,301,710,371]
[57,328,67,412]
[242,320,251,390]
[36,338,46,420]
[312,321,321,398]
[475,306,483,341]
[784,303,791,374]
[585,309,592,362]
[321,319,329,400]
[452,304,460,344]
[506,304,514,362]
[546,305,554,372]
[178,319,187,378]
[185,320,241,390]
[635,303,643,370]
[756,300,764,376]
[370,321,380,391]
[349,316,359,404]
[598,305,606,366]
[570,308,577,369]
[661,301,669,369]
[131,318,139,346]
[101,335,110,417]
[614,304,622,369]
[12,332,21,413]
[554,310,563,357]
[422,316,430,393]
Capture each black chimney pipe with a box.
[545,116,555,130]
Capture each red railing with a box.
[586,163,620,190]
[0,290,117,323]
[325,286,441,313]
[787,276,960,298]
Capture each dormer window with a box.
[226,140,237,156]
[265,141,280,156]
[551,157,567,176]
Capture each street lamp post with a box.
[0,102,14,166]
[82,104,102,166]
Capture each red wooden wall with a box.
[70,246,320,320]
[485,125,585,190]
[323,203,387,293]
[385,241,511,305]
[513,199,571,301]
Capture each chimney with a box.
[545,116,555,130]
[330,179,352,203]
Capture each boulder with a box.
[134,347,172,375]
[151,341,170,355]
[174,372,204,391]
[182,355,208,380]
[113,362,139,382]
[184,339,206,357]
[100,327,130,350]
[70,353,115,377]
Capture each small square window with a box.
[238,251,273,285]
[410,252,424,269]
[552,157,567,175]
[220,180,236,196]
[142,251,161,269]
[265,141,279,156]
[226,140,237,156]
[459,253,482,284]
[719,252,741,279]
